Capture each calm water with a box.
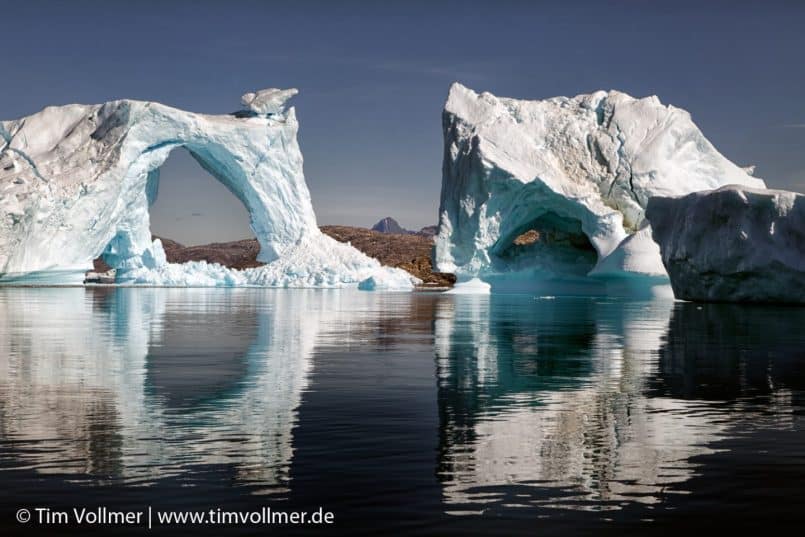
[0,287,804,535]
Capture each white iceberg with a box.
[647,185,805,303]
[435,83,765,287]
[0,88,416,290]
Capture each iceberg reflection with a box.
[650,302,805,422]
[0,288,377,491]
[434,295,740,513]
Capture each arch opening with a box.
[87,146,263,283]
[149,148,255,246]
[491,211,598,276]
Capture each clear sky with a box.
[1,0,804,244]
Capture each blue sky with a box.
[1,0,804,243]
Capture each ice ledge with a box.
[240,88,299,115]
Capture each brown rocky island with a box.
[91,219,455,288]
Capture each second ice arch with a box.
[434,83,765,285]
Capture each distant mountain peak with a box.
[371,217,408,234]
[369,218,439,237]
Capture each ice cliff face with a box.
[647,186,805,304]
[435,83,765,283]
[0,89,415,288]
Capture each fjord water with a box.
[0,288,803,535]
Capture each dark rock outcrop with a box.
[321,226,455,287]
[158,237,263,270]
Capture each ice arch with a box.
[0,89,415,288]
[435,83,766,288]
[99,118,313,273]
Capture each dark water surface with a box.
[0,288,803,535]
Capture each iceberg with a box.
[0,89,416,289]
[435,83,765,288]
[647,185,805,304]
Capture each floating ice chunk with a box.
[358,270,419,291]
[445,277,491,295]
[84,269,116,284]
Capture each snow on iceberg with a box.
[647,185,805,304]
[435,83,765,287]
[0,89,416,290]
